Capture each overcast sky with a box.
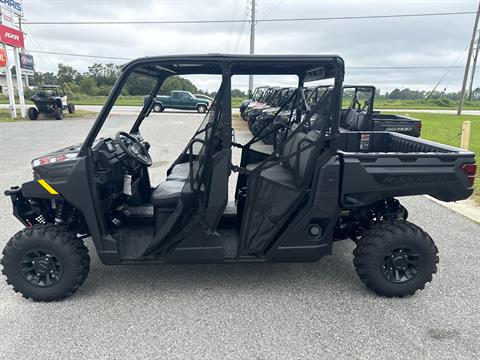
[16,0,480,92]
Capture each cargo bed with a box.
[337,132,476,206]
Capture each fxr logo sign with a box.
[0,24,24,48]
[5,32,19,41]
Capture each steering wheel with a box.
[115,131,152,167]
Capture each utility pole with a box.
[458,0,480,115]
[19,17,28,87]
[467,30,480,100]
[248,0,256,96]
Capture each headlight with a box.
[32,152,79,168]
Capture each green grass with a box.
[374,99,480,110]
[0,109,97,122]
[386,112,480,204]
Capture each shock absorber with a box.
[54,200,64,225]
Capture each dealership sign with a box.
[0,24,23,48]
[19,51,33,74]
[0,0,23,17]
[0,47,6,67]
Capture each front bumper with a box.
[4,186,39,227]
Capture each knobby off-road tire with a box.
[28,107,38,120]
[54,107,64,120]
[67,103,76,114]
[353,220,438,297]
[1,224,90,302]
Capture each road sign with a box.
[0,24,24,48]
[0,0,23,17]
[19,51,33,74]
[0,47,6,67]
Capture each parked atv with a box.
[2,55,476,302]
[28,85,75,121]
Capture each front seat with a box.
[150,160,199,208]
[150,180,187,208]
[165,162,190,181]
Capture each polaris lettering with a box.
[0,0,23,15]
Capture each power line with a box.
[232,3,249,53]
[262,0,286,18]
[225,0,240,52]
[248,0,256,93]
[23,11,476,25]
[27,50,131,61]
[350,66,465,69]
[25,49,469,70]
[426,44,470,98]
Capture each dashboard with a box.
[91,134,150,212]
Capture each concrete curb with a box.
[424,195,480,224]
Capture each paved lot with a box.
[0,114,479,359]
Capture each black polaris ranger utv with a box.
[341,85,422,137]
[2,55,476,302]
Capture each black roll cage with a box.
[343,85,376,116]
[79,54,345,156]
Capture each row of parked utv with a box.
[240,85,422,145]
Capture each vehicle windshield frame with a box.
[343,85,376,114]
[38,85,64,97]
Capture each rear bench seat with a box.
[246,129,320,188]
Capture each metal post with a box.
[4,45,17,119]
[248,0,256,95]
[458,0,480,115]
[19,17,30,105]
[13,49,26,117]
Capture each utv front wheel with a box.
[54,107,64,120]
[1,224,90,302]
[353,220,438,297]
[67,103,75,114]
[28,107,38,120]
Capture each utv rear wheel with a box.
[28,107,38,120]
[54,107,64,120]
[67,103,75,114]
[196,104,207,113]
[353,220,438,297]
[1,224,90,302]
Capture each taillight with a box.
[415,122,422,129]
[462,163,477,186]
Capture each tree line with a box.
[28,63,247,98]
[29,63,470,102]
[380,88,478,101]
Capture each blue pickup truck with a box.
[145,90,210,113]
